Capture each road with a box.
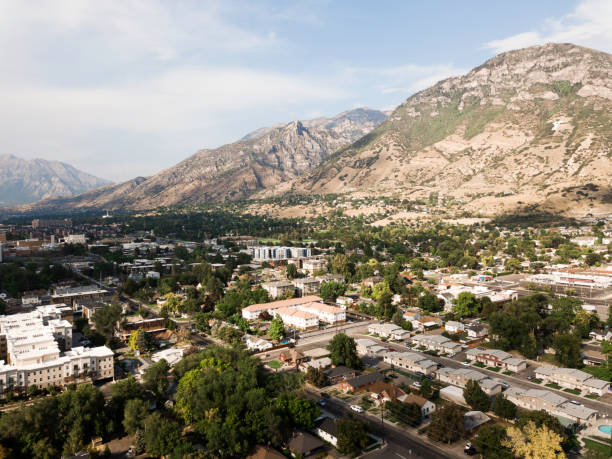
[303,390,457,459]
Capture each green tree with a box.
[143,359,170,402]
[336,418,368,454]
[385,401,422,426]
[92,303,122,340]
[122,399,149,435]
[286,263,298,280]
[331,254,349,277]
[326,333,363,369]
[143,412,182,457]
[269,316,285,340]
[473,424,513,459]
[275,393,319,429]
[552,334,582,368]
[463,380,490,412]
[417,291,442,313]
[419,377,433,399]
[427,404,465,444]
[492,393,517,420]
[452,292,479,318]
[305,366,329,387]
[319,281,346,302]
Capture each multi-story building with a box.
[383,352,438,375]
[411,334,462,355]
[0,307,113,393]
[465,348,527,372]
[261,281,295,299]
[505,387,597,424]
[301,258,328,275]
[534,367,610,396]
[64,234,86,244]
[274,307,318,330]
[241,296,323,320]
[355,339,388,357]
[292,278,321,296]
[251,246,312,262]
[436,368,503,396]
[296,302,346,325]
[51,285,109,308]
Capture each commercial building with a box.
[51,285,109,308]
[465,348,527,372]
[528,266,612,289]
[534,367,610,396]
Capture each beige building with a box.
[436,367,503,396]
[465,348,527,372]
[383,352,438,375]
[505,387,597,424]
[535,367,610,396]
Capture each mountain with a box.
[0,155,113,206]
[10,108,386,213]
[284,43,612,216]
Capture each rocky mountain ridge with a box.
[0,155,112,206]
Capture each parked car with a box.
[570,400,582,406]
[350,405,365,413]
[527,375,533,380]
[321,392,330,399]
[413,381,422,388]
[317,399,327,407]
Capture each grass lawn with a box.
[563,388,581,395]
[503,371,514,376]
[268,360,282,369]
[473,362,486,368]
[585,394,599,399]
[582,438,612,459]
[545,383,562,390]
[531,378,542,384]
[486,367,501,372]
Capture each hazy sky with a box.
[1,0,611,181]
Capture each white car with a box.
[350,404,365,413]
[413,381,422,388]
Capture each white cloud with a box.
[485,0,612,54]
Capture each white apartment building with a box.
[465,348,527,372]
[0,308,113,393]
[273,307,318,330]
[251,246,312,262]
[64,234,86,245]
[505,387,598,424]
[368,323,411,340]
[437,284,517,312]
[534,367,610,396]
[436,367,503,396]
[383,352,438,375]
[411,334,462,355]
[296,302,346,325]
[241,296,323,320]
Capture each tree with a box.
[143,359,170,402]
[608,305,612,329]
[473,424,513,459]
[336,418,368,454]
[502,421,564,459]
[552,334,582,368]
[305,366,329,387]
[463,380,490,412]
[326,333,363,369]
[275,393,319,429]
[128,329,154,353]
[427,404,465,444]
[331,254,349,277]
[385,401,422,426]
[418,291,442,313]
[286,263,298,280]
[122,399,149,435]
[419,378,433,399]
[320,281,346,302]
[492,393,517,420]
[143,412,182,457]
[92,303,122,340]
[452,292,479,318]
[269,316,285,340]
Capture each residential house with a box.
[464,411,491,432]
[403,393,436,418]
[324,366,356,384]
[279,349,307,366]
[505,387,598,424]
[314,417,338,446]
[247,446,286,459]
[340,372,384,393]
[299,357,332,373]
[589,329,612,342]
[368,323,411,340]
[414,315,443,331]
[368,380,408,405]
[534,367,610,396]
[444,321,465,334]
[287,431,325,458]
[244,335,273,352]
[355,339,387,357]
[436,368,503,396]
[465,348,527,372]
[362,276,383,288]
[465,323,489,339]
[383,352,438,375]
[411,334,461,355]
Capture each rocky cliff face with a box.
[11,108,386,213]
[289,43,612,216]
[0,155,112,206]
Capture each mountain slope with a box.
[286,43,612,216]
[0,155,112,206]
[10,108,386,213]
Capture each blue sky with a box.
[1,0,610,181]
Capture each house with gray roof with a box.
[436,367,503,396]
[383,351,438,375]
[535,367,610,396]
[465,348,527,372]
